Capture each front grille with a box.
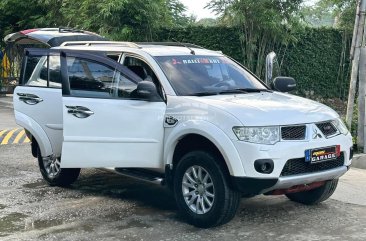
[281,125,306,140]
[316,121,338,137]
[280,153,344,176]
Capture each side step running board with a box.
[113,168,165,185]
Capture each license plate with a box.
[305,145,340,164]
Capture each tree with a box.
[316,0,357,31]
[195,18,218,27]
[168,0,196,27]
[0,0,194,43]
[207,0,304,77]
[301,4,335,27]
[0,0,56,46]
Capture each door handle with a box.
[66,106,94,118]
[17,93,43,105]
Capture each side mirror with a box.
[272,77,296,92]
[265,52,277,85]
[135,81,161,101]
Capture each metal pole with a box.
[358,48,366,148]
[351,1,361,60]
[346,0,366,127]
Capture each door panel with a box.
[61,97,165,168]
[13,49,63,157]
[14,87,63,156]
[60,51,166,168]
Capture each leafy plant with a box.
[317,0,357,31]
[0,0,194,42]
[206,0,304,78]
[153,26,351,99]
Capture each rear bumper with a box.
[231,166,348,195]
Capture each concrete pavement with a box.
[0,94,13,109]
[332,167,366,206]
[352,154,366,169]
[0,144,365,241]
[0,96,18,130]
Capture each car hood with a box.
[184,92,339,126]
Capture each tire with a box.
[286,179,339,205]
[173,150,241,228]
[38,147,80,187]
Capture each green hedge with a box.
[154,27,243,63]
[136,27,351,99]
[282,28,351,99]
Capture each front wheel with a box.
[173,150,241,228]
[38,148,80,187]
[286,179,339,205]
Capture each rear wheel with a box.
[173,150,241,228]
[38,148,80,186]
[286,179,338,205]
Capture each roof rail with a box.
[60,41,140,48]
[136,42,205,49]
[59,27,84,33]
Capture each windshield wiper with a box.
[189,92,220,96]
[189,90,247,96]
[226,88,272,93]
[217,89,248,94]
[189,88,271,96]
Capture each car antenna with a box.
[172,38,195,55]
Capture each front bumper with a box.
[232,132,353,178]
[230,131,352,195]
[231,166,348,195]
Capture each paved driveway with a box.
[0,144,365,241]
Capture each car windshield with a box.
[155,55,267,96]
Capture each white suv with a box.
[13,42,353,228]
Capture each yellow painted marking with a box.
[1,129,17,145]
[13,129,25,144]
[24,137,30,143]
[0,129,8,138]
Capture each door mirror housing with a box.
[265,51,281,85]
[272,77,296,92]
[265,52,276,85]
[135,81,161,101]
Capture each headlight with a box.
[332,118,349,135]
[233,126,280,144]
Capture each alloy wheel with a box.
[182,165,215,214]
[43,157,61,178]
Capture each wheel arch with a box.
[14,110,53,157]
[164,121,246,177]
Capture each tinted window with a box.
[67,57,115,98]
[155,55,266,96]
[23,55,61,88]
[123,56,163,98]
[24,56,47,87]
[124,56,158,82]
[48,56,61,88]
[114,73,138,98]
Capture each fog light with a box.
[254,159,274,174]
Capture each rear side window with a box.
[22,55,61,88]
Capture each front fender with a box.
[164,120,246,177]
[14,110,53,157]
